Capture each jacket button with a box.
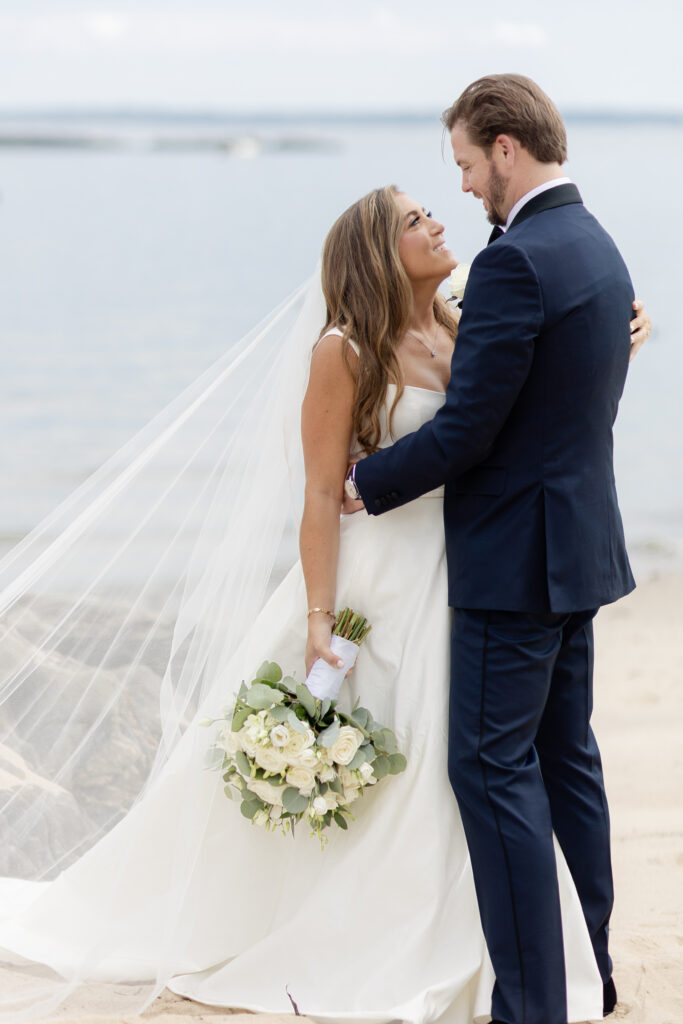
[374,498,382,508]
[390,491,399,499]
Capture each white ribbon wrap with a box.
[304,635,360,700]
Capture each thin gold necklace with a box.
[406,323,439,358]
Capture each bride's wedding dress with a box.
[0,322,603,1023]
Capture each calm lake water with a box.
[0,113,681,579]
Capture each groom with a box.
[348,75,635,1024]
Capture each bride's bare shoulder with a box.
[310,327,359,382]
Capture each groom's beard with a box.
[485,163,507,226]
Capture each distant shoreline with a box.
[0,107,681,126]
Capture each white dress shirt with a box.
[502,177,573,232]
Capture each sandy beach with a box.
[12,572,681,1024]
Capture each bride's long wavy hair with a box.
[320,184,458,454]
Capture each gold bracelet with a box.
[307,607,335,620]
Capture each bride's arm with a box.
[300,334,356,674]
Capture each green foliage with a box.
[234,750,251,777]
[372,754,391,780]
[295,683,317,719]
[282,787,310,813]
[231,705,251,731]
[245,683,284,710]
[254,661,283,684]
[333,811,349,830]
[318,717,340,748]
[388,753,407,775]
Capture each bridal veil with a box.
[0,273,325,1020]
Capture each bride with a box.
[0,184,651,1024]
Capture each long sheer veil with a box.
[0,272,326,1020]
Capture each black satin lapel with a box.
[507,184,583,231]
[487,225,505,245]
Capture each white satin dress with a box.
[0,336,604,1024]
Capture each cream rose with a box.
[358,761,376,785]
[282,729,313,761]
[285,765,317,795]
[247,778,284,806]
[448,263,470,301]
[269,724,290,748]
[329,726,364,766]
[294,747,319,769]
[342,786,360,805]
[219,725,242,755]
[319,764,337,783]
[323,789,339,811]
[253,744,288,775]
[312,795,328,816]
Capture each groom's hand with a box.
[630,298,652,361]
[341,459,365,515]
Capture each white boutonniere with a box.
[448,263,470,302]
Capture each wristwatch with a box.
[344,464,361,500]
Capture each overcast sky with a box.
[1,0,680,113]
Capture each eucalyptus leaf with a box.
[287,709,308,735]
[240,796,262,819]
[350,707,370,730]
[346,747,367,771]
[333,811,348,830]
[231,706,251,732]
[269,705,290,723]
[281,675,298,694]
[234,750,251,776]
[372,729,397,754]
[295,684,317,719]
[282,787,310,814]
[388,752,408,774]
[318,782,328,795]
[246,683,283,710]
[320,697,332,720]
[255,661,283,684]
[223,784,237,801]
[238,681,248,699]
[318,717,340,748]
[328,776,343,795]
[372,754,391,780]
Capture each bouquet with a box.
[447,262,470,304]
[202,609,406,844]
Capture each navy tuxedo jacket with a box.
[354,184,636,613]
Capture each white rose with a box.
[246,778,284,806]
[323,790,339,811]
[253,745,288,775]
[342,786,360,805]
[219,725,242,755]
[285,766,317,795]
[358,762,376,785]
[283,731,307,760]
[329,726,364,766]
[448,263,470,301]
[270,724,290,748]
[294,747,319,769]
[241,735,258,759]
[312,795,328,816]
[319,764,337,783]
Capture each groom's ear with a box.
[493,134,519,166]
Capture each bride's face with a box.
[395,192,457,284]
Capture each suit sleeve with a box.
[355,241,543,515]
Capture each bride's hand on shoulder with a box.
[630,298,652,362]
[305,613,343,676]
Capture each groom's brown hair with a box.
[442,74,567,164]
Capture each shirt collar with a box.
[502,177,573,232]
